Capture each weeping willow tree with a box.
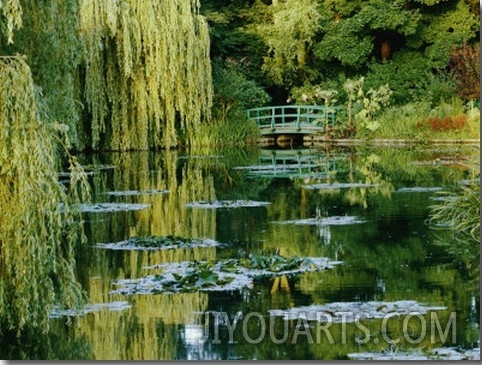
[1,0,213,151]
[79,0,213,150]
[0,56,89,336]
[0,0,85,148]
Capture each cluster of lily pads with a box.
[268,300,448,322]
[348,345,480,361]
[50,301,131,318]
[272,215,365,226]
[303,182,378,190]
[76,202,151,213]
[112,254,342,294]
[185,200,271,209]
[105,189,169,196]
[96,235,221,251]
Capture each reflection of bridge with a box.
[246,105,340,136]
[234,148,338,179]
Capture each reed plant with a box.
[374,101,432,139]
[190,114,260,147]
[428,176,480,276]
[429,183,480,242]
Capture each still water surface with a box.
[26,145,482,359]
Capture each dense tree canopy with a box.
[202,0,479,105]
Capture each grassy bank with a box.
[371,99,480,141]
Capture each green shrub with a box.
[211,57,271,122]
[365,51,456,105]
[415,98,479,139]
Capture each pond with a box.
[7,144,481,360]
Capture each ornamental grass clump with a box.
[428,178,480,275]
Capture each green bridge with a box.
[246,105,340,136]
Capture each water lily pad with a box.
[457,179,477,186]
[185,200,271,209]
[105,189,169,196]
[268,300,447,323]
[82,164,116,171]
[76,203,151,212]
[272,216,365,226]
[50,301,131,318]
[348,346,480,361]
[178,155,223,160]
[429,196,450,201]
[111,255,342,295]
[303,183,378,190]
[234,163,326,172]
[396,187,444,193]
[58,171,95,178]
[96,235,221,251]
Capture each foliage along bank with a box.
[201,0,479,140]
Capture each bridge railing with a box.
[246,105,340,130]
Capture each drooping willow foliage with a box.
[1,0,213,151]
[0,56,89,336]
[12,0,85,148]
[0,0,86,149]
[0,0,22,45]
[79,0,213,150]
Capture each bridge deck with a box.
[246,105,340,136]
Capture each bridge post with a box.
[271,107,275,129]
[296,105,301,128]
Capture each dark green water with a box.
[3,144,480,360]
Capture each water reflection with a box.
[2,145,478,360]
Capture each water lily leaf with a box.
[196,271,218,287]
[219,259,239,273]
[172,273,182,281]
[217,276,234,285]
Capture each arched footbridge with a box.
[246,105,341,136]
